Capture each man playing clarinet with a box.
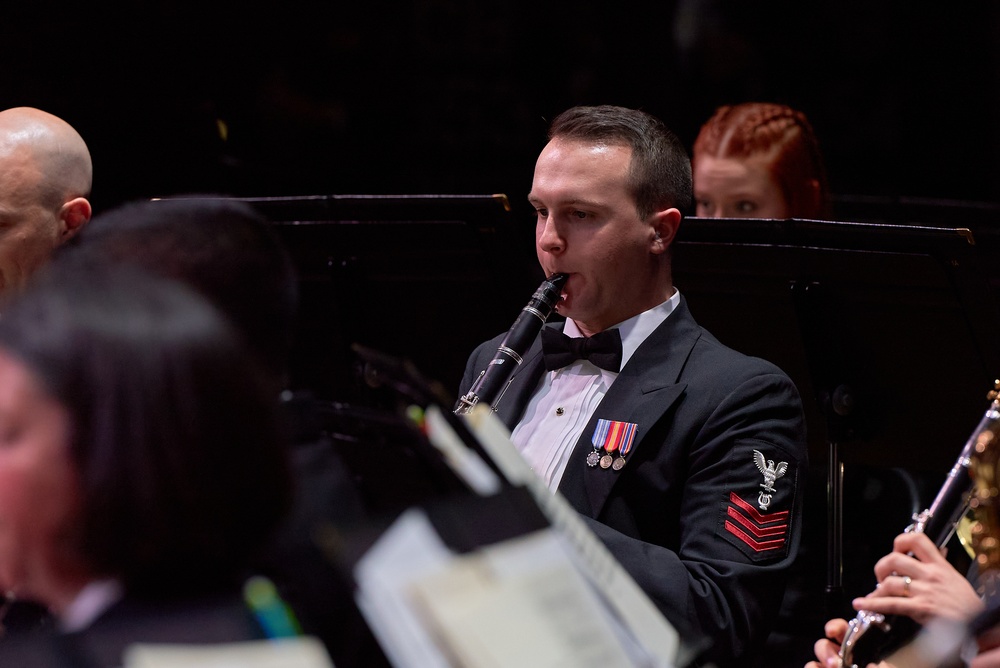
[459,105,808,666]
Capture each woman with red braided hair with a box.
[692,102,831,219]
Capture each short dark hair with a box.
[548,105,693,218]
[0,266,292,598]
[55,198,299,386]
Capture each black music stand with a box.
[175,194,541,402]
[672,216,1000,661]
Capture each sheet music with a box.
[123,637,334,668]
[354,508,638,667]
[456,405,682,666]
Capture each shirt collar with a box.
[564,288,680,370]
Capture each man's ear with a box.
[650,207,682,255]
[59,197,92,239]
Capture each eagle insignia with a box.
[753,449,788,510]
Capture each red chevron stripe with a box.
[729,492,789,523]
[727,506,788,538]
[725,520,786,552]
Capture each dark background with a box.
[7,0,999,394]
[4,1,999,214]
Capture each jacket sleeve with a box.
[583,369,807,666]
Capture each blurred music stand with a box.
[178,194,541,402]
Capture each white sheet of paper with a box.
[123,637,334,668]
[408,529,636,668]
[353,509,457,668]
[460,405,681,665]
[353,507,646,667]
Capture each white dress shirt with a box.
[511,289,680,490]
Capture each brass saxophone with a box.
[455,273,567,415]
[839,382,1000,668]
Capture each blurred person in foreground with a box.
[0,265,293,666]
[51,197,375,666]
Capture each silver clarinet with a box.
[455,273,567,415]
[839,382,1000,667]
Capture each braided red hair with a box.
[693,103,830,219]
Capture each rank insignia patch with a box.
[724,492,789,553]
[717,445,797,561]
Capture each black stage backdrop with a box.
[2,1,998,215]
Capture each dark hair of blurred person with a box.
[50,197,378,666]
[54,197,298,392]
[0,265,292,666]
[692,102,830,219]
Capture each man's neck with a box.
[573,284,676,337]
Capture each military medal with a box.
[600,439,620,469]
[590,418,638,471]
[611,424,637,470]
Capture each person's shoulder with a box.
[690,326,793,381]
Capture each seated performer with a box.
[0,107,92,292]
[692,101,830,219]
[0,265,294,666]
[49,197,376,666]
[459,104,808,665]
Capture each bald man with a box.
[0,107,92,292]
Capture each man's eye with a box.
[737,201,757,213]
[572,210,588,220]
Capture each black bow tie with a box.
[541,327,623,372]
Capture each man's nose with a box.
[536,216,564,253]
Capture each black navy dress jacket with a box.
[459,295,808,666]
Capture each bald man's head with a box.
[0,107,92,292]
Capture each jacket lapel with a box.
[558,297,703,518]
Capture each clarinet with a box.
[839,383,1000,668]
[455,273,567,415]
